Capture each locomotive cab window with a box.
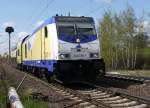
[57,23,96,36]
[77,24,96,35]
[58,25,75,36]
[44,26,48,38]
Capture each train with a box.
[16,15,105,82]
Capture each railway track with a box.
[25,71,150,108]
[52,81,150,108]
[2,61,149,108]
[79,82,150,108]
[105,73,150,84]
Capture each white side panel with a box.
[28,34,36,51]
[47,24,58,60]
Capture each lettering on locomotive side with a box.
[71,47,88,51]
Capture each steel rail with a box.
[85,81,150,107]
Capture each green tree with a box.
[100,11,114,69]
[100,5,137,70]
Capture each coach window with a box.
[45,27,48,38]
[25,44,27,58]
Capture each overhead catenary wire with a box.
[18,0,108,41]
[12,0,56,51]
[25,0,55,32]
[19,0,43,33]
[22,0,107,33]
[85,3,110,16]
[17,0,55,35]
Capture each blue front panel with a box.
[23,60,57,73]
[58,35,97,43]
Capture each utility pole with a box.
[5,27,14,60]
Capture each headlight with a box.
[59,54,70,59]
[60,54,65,59]
[93,54,98,58]
[90,53,99,58]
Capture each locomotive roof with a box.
[54,16,94,23]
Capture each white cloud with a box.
[0,31,29,55]
[2,21,15,28]
[0,33,7,37]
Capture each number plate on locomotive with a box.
[71,52,89,59]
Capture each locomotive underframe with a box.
[54,59,105,81]
[18,59,105,82]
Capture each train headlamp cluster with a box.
[90,53,99,58]
[60,54,70,59]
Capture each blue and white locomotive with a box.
[17,15,105,82]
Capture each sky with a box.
[0,0,150,55]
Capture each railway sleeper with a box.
[73,99,83,103]
[110,101,138,107]
[97,96,122,101]
[104,98,129,104]
[70,97,80,101]
[78,102,91,106]
[84,105,97,108]
[90,91,103,94]
[92,94,111,99]
[79,89,97,93]
[125,104,147,108]
[57,91,70,95]
[90,92,107,96]
[63,95,74,98]
[64,100,84,108]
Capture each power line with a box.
[19,0,43,32]
[18,0,55,34]
[85,3,109,16]
[26,0,55,31]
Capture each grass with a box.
[0,81,8,108]
[0,87,49,108]
[21,96,49,108]
[0,80,49,108]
